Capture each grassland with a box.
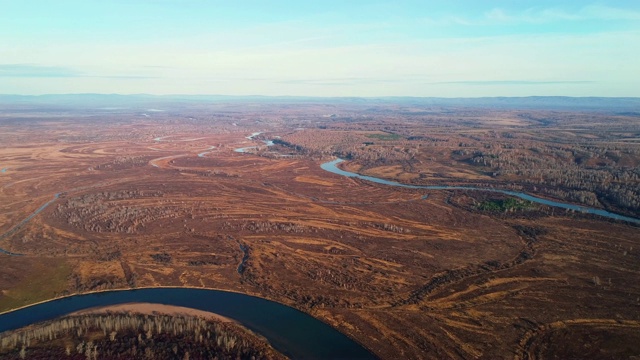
[0,257,72,313]
[0,102,639,359]
[365,132,403,141]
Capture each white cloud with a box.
[485,4,640,23]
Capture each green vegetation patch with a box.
[0,259,71,313]
[365,132,403,141]
[478,198,534,212]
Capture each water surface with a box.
[321,159,640,224]
[0,288,375,359]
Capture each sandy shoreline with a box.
[69,302,237,323]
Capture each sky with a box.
[1,0,639,97]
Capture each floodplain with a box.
[1,98,639,359]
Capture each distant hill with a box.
[377,96,640,111]
[0,94,638,112]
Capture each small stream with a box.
[0,193,61,256]
[237,243,249,274]
[197,146,216,157]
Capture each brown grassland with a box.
[1,102,639,359]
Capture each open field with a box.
[1,101,639,359]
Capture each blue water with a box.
[0,167,7,173]
[321,159,640,224]
[0,248,22,256]
[0,288,375,359]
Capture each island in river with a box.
[0,302,287,360]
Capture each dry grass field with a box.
[1,102,639,359]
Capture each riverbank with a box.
[70,302,237,322]
[0,287,376,359]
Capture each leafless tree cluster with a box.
[54,190,196,233]
[278,115,640,216]
[0,312,285,359]
[222,220,313,234]
[93,156,151,171]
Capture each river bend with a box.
[0,288,375,359]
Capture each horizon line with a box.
[1,93,639,100]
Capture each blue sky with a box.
[1,1,639,97]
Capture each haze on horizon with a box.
[1,0,639,97]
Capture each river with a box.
[0,288,375,359]
[234,138,638,223]
[2,137,635,358]
[321,159,640,224]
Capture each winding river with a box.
[321,158,640,224]
[1,134,636,359]
[235,135,637,224]
[237,136,639,224]
[0,288,375,359]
